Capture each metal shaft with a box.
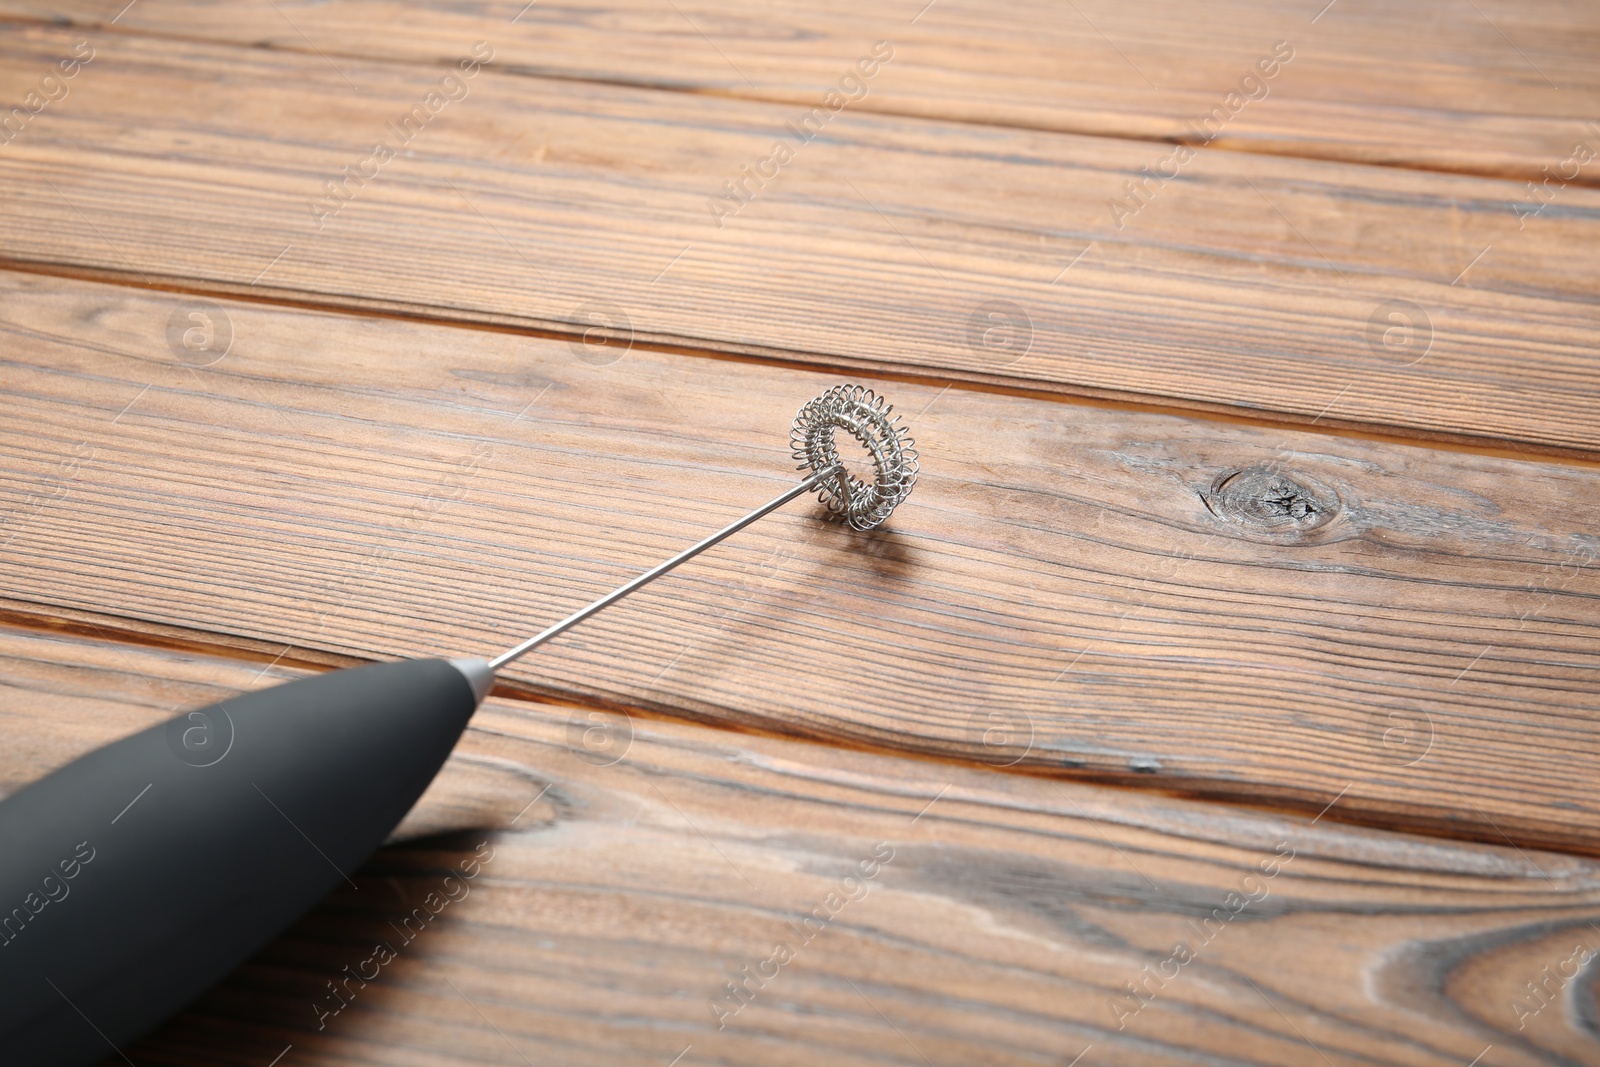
[487,465,840,670]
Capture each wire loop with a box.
[790,384,918,530]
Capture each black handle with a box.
[0,656,483,1065]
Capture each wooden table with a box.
[2,1,1598,1063]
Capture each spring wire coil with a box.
[791,384,919,530]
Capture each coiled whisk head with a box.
[791,384,918,530]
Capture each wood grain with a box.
[3,0,1597,182]
[3,624,1599,1067]
[2,26,1599,452]
[3,270,1599,858]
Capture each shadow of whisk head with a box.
[791,384,919,530]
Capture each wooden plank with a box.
[2,270,1599,859]
[4,623,1599,1067]
[2,0,1597,182]
[2,27,1599,453]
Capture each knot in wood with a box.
[1203,466,1338,537]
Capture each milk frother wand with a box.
[0,385,917,1066]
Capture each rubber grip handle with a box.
[0,656,482,1065]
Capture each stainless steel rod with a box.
[487,465,840,670]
